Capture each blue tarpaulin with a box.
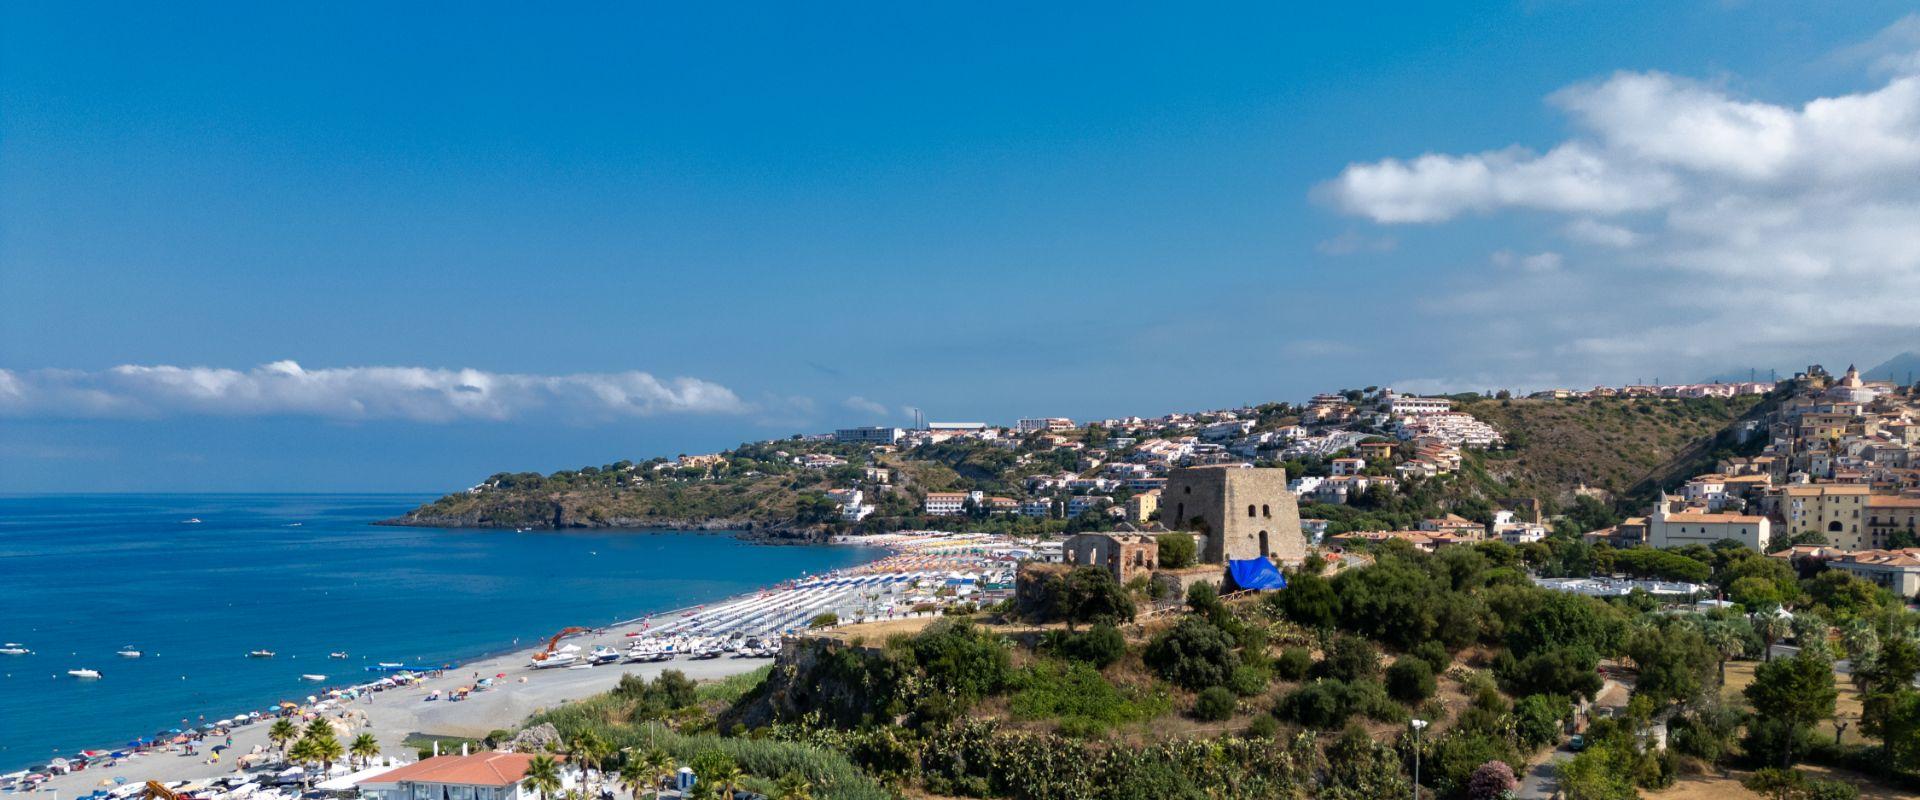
[1227,558,1288,591]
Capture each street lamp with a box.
[1410,718,1429,800]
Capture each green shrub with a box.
[1246,714,1280,738]
[1228,665,1271,697]
[1194,687,1236,721]
[1008,660,1169,733]
[1158,532,1197,569]
[1316,634,1380,683]
[1058,624,1126,668]
[1411,640,1452,675]
[1143,616,1240,690]
[1385,658,1436,703]
[1275,647,1312,681]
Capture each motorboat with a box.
[328,652,349,659]
[117,647,142,658]
[528,653,576,669]
[247,650,275,658]
[376,662,403,668]
[68,668,102,679]
[181,518,202,524]
[298,674,327,682]
[587,645,620,665]
[0,643,29,656]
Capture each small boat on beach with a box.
[587,645,620,665]
[529,653,577,669]
[0,643,29,656]
[328,652,348,659]
[247,650,275,658]
[117,646,142,658]
[298,674,326,682]
[68,668,102,679]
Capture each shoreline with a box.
[12,534,952,795]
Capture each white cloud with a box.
[1315,16,1920,382]
[842,395,891,417]
[0,361,749,422]
[1315,229,1398,255]
[1491,250,1564,274]
[1563,218,1640,247]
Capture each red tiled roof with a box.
[359,753,559,787]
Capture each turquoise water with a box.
[0,494,878,770]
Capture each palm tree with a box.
[1755,612,1792,662]
[1792,611,1830,658]
[635,749,674,800]
[521,755,564,800]
[1841,620,1879,662]
[308,733,345,775]
[305,718,336,742]
[571,731,608,797]
[287,737,321,790]
[702,762,744,800]
[773,772,814,800]
[349,734,380,769]
[1705,620,1746,686]
[268,718,300,757]
[616,759,650,799]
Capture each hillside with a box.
[387,392,1772,533]
[1449,394,1768,508]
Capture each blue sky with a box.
[6,2,1920,491]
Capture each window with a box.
[1262,504,1271,518]
[1248,504,1257,518]
[1259,530,1270,555]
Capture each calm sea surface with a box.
[0,494,879,770]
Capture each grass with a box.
[696,665,771,705]
[1006,659,1171,735]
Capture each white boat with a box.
[247,650,275,658]
[376,662,403,668]
[299,674,327,682]
[117,646,142,658]
[328,652,348,659]
[182,518,202,524]
[67,668,102,679]
[528,653,576,669]
[0,643,29,656]
[587,645,620,665]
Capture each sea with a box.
[0,494,882,771]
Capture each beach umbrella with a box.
[212,746,228,754]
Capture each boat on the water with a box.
[299,674,326,682]
[328,652,349,659]
[247,650,275,658]
[181,518,202,524]
[67,668,101,679]
[0,643,29,656]
[376,661,403,668]
[117,646,142,658]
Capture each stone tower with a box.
[1160,466,1306,565]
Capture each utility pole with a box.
[1410,718,1429,800]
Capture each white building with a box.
[357,753,571,800]
[1017,418,1075,434]
[924,491,982,516]
[1647,502,1771,551]
[1387,393,1453,416]
[835,426,903,445]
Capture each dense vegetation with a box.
[507,533,1920,799]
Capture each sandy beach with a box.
[24,623,764,799]
[21,531,1026,799]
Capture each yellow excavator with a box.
[528,626,590,662]
[143,781,179,800]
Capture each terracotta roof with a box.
[359,753,559,787]
[1868,496,1920,508]
[1662,512,1767,524]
